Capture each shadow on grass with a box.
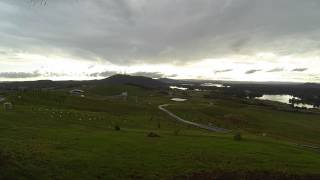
[175,170,320,180]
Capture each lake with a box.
[171,98,187,102]
[200,83,230,88]
[169,86,188,91]
[256,95,296,104]
[256,95,318,109]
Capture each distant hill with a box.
[98,74,168,89]
[1,75,319,91]
[0,80,56,90]
[300,83,320,88]
[0,80,84,91]
[0,75,168,91]
[158,78,186,84]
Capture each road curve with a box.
[158,104,230,133]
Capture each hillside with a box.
[1,85,320,179]
[0,75,168,91]
[96,74,168,89]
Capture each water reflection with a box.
[169,86,188,91]
[256,95,318,109]
[200,83,230,88]
[171,98,187,102]
[256,95,296,104]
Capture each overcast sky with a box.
[0,0,320,82]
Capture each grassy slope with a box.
[167,98,320,145]
[85,84,154,97]
[0,88,320,179]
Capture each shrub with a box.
[147,132,160,138]
[233,132,242,141]
[114,125,120,131]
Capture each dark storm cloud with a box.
[245,69,261,74]
[214,69,233,74]
[292,68,308,72]
[0,71,41,78]
[267,68,284,73]
[1,0,320,65]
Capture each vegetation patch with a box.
[233,132,242,141]
[147,132,160,138]
[177,170,320,180]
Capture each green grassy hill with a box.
[167,98,320,145]
[0,87,320,179]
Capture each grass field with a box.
[167,98,320,145]
[1,86,320,179]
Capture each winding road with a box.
[158,104,230,133]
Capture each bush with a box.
[147,132,160,138]
[114,125,120,131]
[233,132,242,141]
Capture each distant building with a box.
[3,102,13,111]
[121,92,128,101]
[121,92,128,96]
[70,89,85,96]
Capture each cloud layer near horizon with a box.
[1,0,320,82]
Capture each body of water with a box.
[169,86,188,91]
[255,95,318,109]
[171,98,187,102]
[200,83,230,88]
[256,95,296,104]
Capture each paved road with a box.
[158,104,230,133]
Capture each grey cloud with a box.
[43,72,67,77]
[89,71,174,79]
[1,0,320,65]
[245,69,261,74]
[0,71,41,78]
[214,69,233,74]
[230,38,250,53]
[292,68,308,72]
[130,72,165,79]
[89,72,100,77]
[89,71,117,77]
[87,65,95,69]
[0,51,7,55]
[267,68,284,73]
[167,74,178,78]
